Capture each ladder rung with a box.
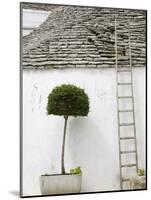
[118,96,132,99]
[117,56,129,59]
[120,137,135,140]
[122,177,130,182]
[121,164,136,168]
[119,123,134,126]
[117,59,129,62]
[120,150,136,154]
[118,82,132,85]
[117,69,131,72]
[119,109,133,112]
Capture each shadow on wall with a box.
[67,117,113,192]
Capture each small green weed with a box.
[138,168,145,176]
[70,166,82,174]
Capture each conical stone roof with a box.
[22,4,146,69]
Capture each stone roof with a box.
[22,3,146,69]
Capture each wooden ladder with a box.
[114,19,139,190]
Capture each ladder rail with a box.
[115,18,123,190]
[128,24,139,173]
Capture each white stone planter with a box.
[40,174,82,195]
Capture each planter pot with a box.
[129,176,146,189]
[40,174,82,195]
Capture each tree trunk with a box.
[61,116,68,174]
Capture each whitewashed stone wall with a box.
[22,68,145,196]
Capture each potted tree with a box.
[40,84,89,195]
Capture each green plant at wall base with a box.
[70,166,82,174]
[47,84,89,175]
[138,168,145,176]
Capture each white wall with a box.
[22,68,145,196]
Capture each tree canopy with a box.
[47,84,89,117]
